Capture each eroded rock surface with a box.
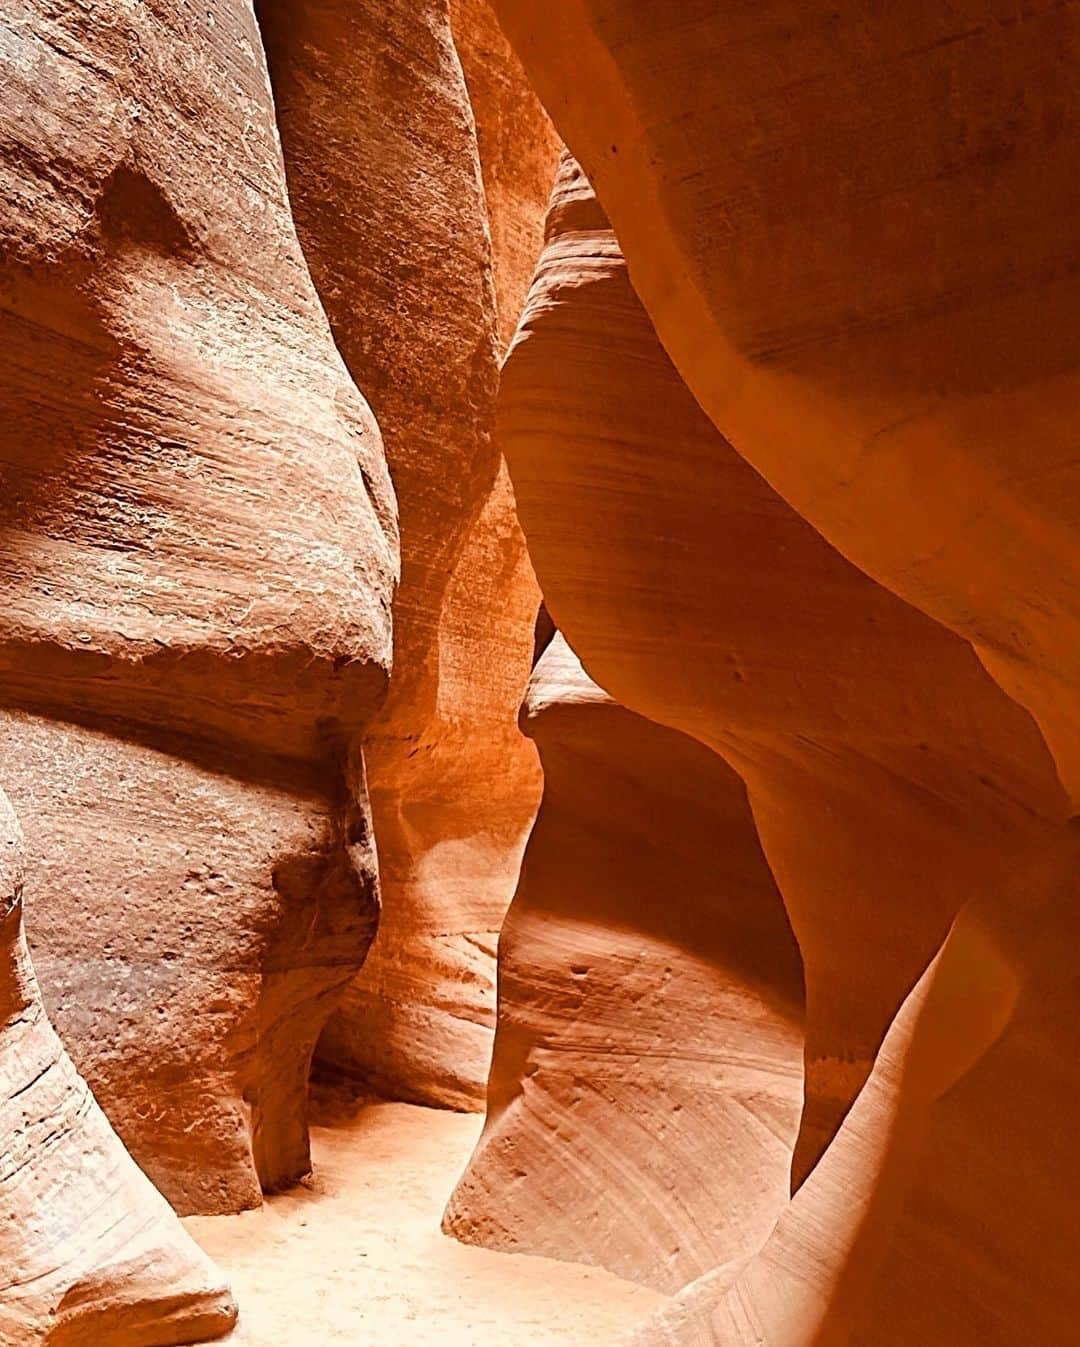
[3,715,376,1216]
[450,0,563,351]
[479,153,1070,1289]
[494,157,1069,1186]
[0,788,237,1346]
[318,459,542,1109]
[0,0,395,1212]
[631,824,1080,1347]
[256,0,548,1109]
[445,635,804,1292]
[489,0,1080,805]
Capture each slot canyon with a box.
[0,2,1076,1345]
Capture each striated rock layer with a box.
[318,459,543,1109]
[3,715,376,1217]
[489,0,1080,805]
[631,823,1080,1347]
[450,0,563,352]
[455,153,1073,1310]
[257,0,549,1109]
[0,788,237,1346]
[0,0,396,1213]
[445,635,804,1293]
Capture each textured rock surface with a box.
[318,460,542,1109]
[0,0,394,1212]
[631,823,1080,1347]
[4,713,376,1216]
[488,0,1080,805]
[450,0,563,350]
[0,788,237,1345]
[258,0,546,1109]
[487,154,1069,1255]
[445,636,804,1292]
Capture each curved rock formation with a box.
[471,153,1069,1268]
[4,715,377,1217]
[317,459,543,1109]
[1,789,237,1345]
[0,0,395,1213]
[488,1,1080,804]
[445,635,804,1292]
[255,0,549,1109]
[632,822,1080,1347]
[450,0,563,350]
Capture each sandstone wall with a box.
[489,157,1067,1193]
[445,635,804,1292]
[447,150,1075,1333]
[488,0,1080,805]
[632,823,1080,1347]
[464,13,1080,1338]
[0,0,396,1214]
[0,787,237,1345]
[257,0,550,1109]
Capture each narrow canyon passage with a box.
[1,2,1077,1345]
[183,1083,664,1346]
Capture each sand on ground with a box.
[184,1084,666,1346]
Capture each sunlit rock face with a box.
[449,0,563,351]
[445,635,805,1292]
[490,0,1080,809]
[255,0,551,1110]
[458,149,1076,1341]
[0,0,396,1215]
[494,154,1067,1189]
[3,2,1076,1344]
[0,787,238,1345]
[316,455,544,1111]
[631,823,1080,1347]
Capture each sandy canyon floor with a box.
[184,1082,665,1346]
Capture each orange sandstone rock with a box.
[318,459,543,1109]
[0,0,395,1212]
[0,789,237,1346]
[4,714,376,1216]
[257,0,544,1109]
[632,824,1080,1347]
[445,635,804,1292]
[487,0,1080,805]
[490,156,1068,1217]
[450,0,562,351]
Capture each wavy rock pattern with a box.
[0,788,237,1345]
[255,0,550,1109]
[448,150,1077,1336]
[3,4,1075,1344]
[489,0,1080,806]
[631,823,1080,1347]
[445,635,804,1292]
[0,0,395,1214]
[450,0,563,350]
[489,157,1067,1197]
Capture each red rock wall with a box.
[4,4,1073,1343]
[450,0,563,351]
[465,13,1080,1337]
[318,456,543,1109]
[255,0,550,1109]
[0,0,395,1215]
[488,0,1080,807]
[491,157,1067,1193]
[448,153,1075,1327]
[445,635,804,1292]
[0,788,237,1345]
[634,823,1080,1347]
